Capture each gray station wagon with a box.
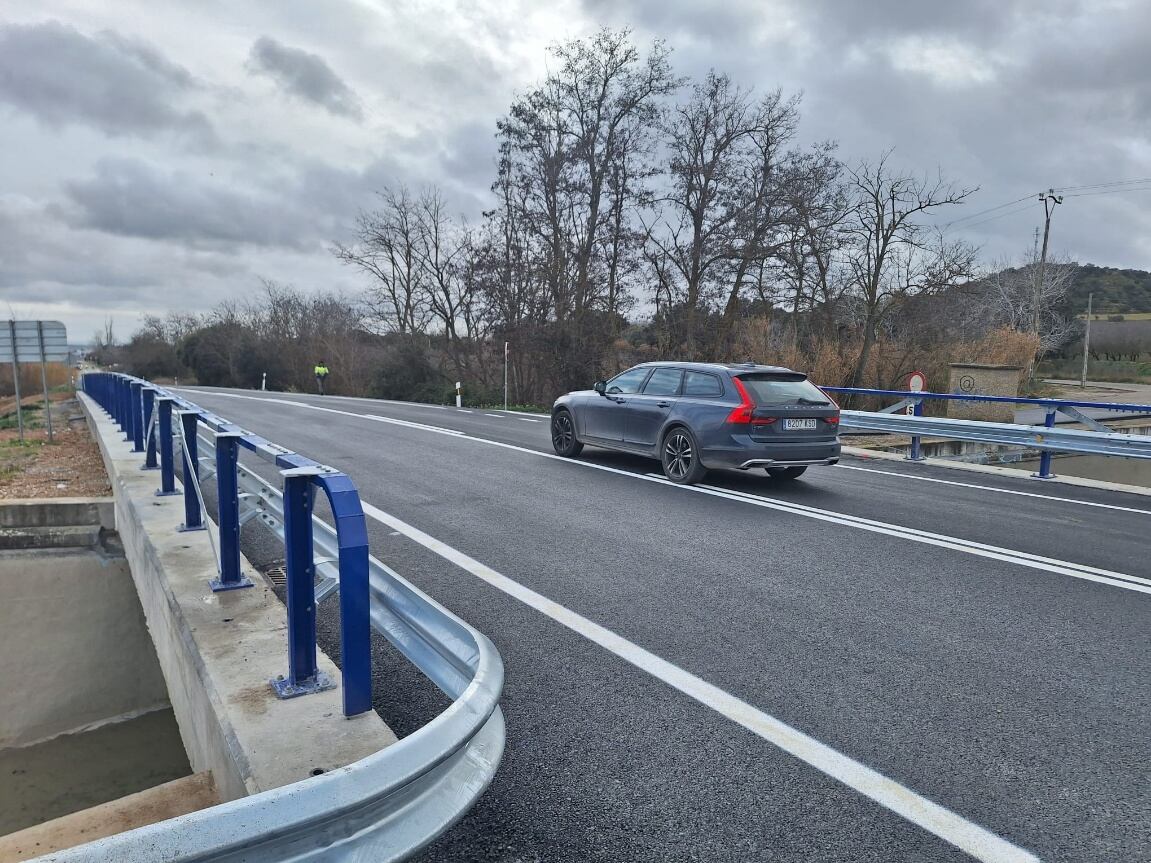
[550,362,841,484]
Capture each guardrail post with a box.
[130,382,145,452]
[907,399,926,462]
[211,431,253,592]
[155,398,179,496]
[178,411,205,532]
[142,388,158,469]
[272,467,335,700]
[1033,408,1057,479]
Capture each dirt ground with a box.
[0,391,112,499]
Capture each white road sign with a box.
[0,320,69,363]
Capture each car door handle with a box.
[656,401,671,408]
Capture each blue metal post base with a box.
[271,671,336,700]
[210,572,255,591]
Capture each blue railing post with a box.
[177,411,205,532]
[118,377,130,432]
[272,467,335,700]
[211,431,253,592]
[130,382,145,452]
[156,398,179,496]
[907,399,925,462]
[142,387,158,469]
[1033,408,1057,479]
[315,473,372,718]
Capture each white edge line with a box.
[358,498,1039,863]
[837,464,1151,516]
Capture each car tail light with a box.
[727,377,755,424]
[825,414,840,426]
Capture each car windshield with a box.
[737,374,831,406]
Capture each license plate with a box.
[784,418,818,430]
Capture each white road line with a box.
[691,480,1151,594]
[517,417,541,423]
[189,391,1151,596]
[838,464,1151,515]
[457,409,473,413]
[484,413,505,418]
[358,498,1038,863]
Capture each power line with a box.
[1052,177,1151,193]
[943,194,1035,228]
[1062,186,1151,199]
[957,201,1038,231]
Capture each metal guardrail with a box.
[74,372,505,862]
[825,386,1151,479]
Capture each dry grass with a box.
[0,363,73,398]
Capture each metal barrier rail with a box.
[824,386,1151,479]
[75,372,505,862]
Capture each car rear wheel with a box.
[551,410,583,457]
[662,427,707,484]
[767,466,807,480]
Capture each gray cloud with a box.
[246,36,362,119]
[0,20,215,143]
[60,158,319,250]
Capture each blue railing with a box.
[824,386,1151,479]
[83,371,371,716]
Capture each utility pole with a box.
[1031,189,1064,339]
[1080,292,1093,388]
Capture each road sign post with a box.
[2,320,68,444]
[906,371,927,462]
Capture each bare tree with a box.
[842,153,978,386]
[980,251,1078,355]
[334,186,432,335]
[644,74,799,358]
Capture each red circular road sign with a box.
[907,370,927,392]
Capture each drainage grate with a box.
[264,565,287,588]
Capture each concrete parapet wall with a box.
[79,394,395,804]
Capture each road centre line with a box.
[837,464,1151,516]
[517,417,541,423]
[356,497,1038,863]
[187,392,1151,596]
[485,413,505,418]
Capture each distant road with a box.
[182,386,1151,863]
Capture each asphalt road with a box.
[180,386,1150,863]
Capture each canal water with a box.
[0,708,189,836]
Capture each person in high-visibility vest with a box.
[314,361,330,395]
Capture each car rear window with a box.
[737,374,832,406]
[683,371,723,397]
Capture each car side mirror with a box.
[593,380,607,396]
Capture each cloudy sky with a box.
[2,0,1149,343]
